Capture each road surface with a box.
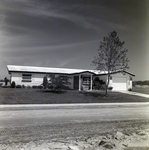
[0,103,149,128]
[0,103,149,144]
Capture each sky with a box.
[0,0,148,80]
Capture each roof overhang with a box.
[7,65,135,76]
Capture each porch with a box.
[73,73,107,91]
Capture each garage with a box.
[112,76,127,91]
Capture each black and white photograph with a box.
[0,0,149,149]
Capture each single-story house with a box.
[7,65,135,91]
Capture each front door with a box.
[73,76,79,90]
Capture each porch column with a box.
[79,74,81,91]
[90,74,93,91]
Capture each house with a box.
[7,65,135,91]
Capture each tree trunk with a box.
[43,76,48,89]
[105,74,110,96]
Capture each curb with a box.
[0,102,149,108]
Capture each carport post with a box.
[90,74,93,91]
[79,74,81,91]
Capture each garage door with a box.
[112,76,127,91]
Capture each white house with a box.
[7,65,135,91]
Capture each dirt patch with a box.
[1,128,149,150]
[1,120,149,150]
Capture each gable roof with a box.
[7,65,135,76]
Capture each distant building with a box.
[7,65,135,91]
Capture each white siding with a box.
[10,71,133,91]
[67,76,73,89]
[11,72,45,86]
[11,72,22,85]
[99,75,107,82]
[111,73,128,91]
[10,72,74,88]
[31,74,45,86]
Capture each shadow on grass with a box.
[79,90,106,97]
[41,89,67,94]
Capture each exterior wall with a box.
[10,72,45,86]
[32,74,45,86]
[10,72,74,89]
[10,71,133,91]
[98,75,107,82]
[67,75,73,89]
[11,72,23,85]
[110,73,132,91]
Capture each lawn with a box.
[132,87,149,94]
[0,87,149,104]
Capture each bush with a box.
[32,85,38,89]
[38,85,43,89]
[11,81,16,88]
[16,85,22,88]
[108,87,113,90]
[22,85,26,88]
[1,85,10,88]
[27,85,31,89]
[128,88,132,91]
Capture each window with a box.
[83,77,90,85]
[22,74,32,82]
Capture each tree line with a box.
[133,80,149,87]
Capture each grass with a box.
[132,87,149,94]
[0,87,149,104]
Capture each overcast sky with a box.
[0,0,148,80]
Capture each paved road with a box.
[0,103,149,128]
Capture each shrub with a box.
[27,85,31,89]
[22,85,26,88]
[32,85,38,89]
[128,88,132,91]
[11,81,16,88]
[93,77,106,90]
[2,85,10,88]
[108,87,113,90]
[38,85,43,89]
[16,85,22,88]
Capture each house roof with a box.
[7,65,135,76]
[7,65,102,75]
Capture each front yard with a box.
[132,87,149,94]
[0,87,149,104]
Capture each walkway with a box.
[118,91,149,98]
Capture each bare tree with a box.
[92,31,129,95]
